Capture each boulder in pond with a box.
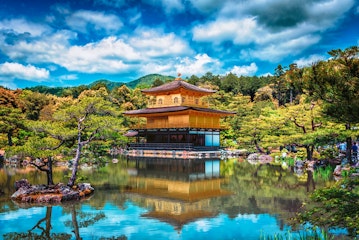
[11,179,94,204]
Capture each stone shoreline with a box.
[11,179,94,204]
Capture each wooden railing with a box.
[128,143,220,151]
[129,143,193,150]
[131,123,221,129]
[148,98,209,108]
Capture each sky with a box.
[0,0,358,89]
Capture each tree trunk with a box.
[345,123,352,164]
[7,130,13,146]
[45,207,52,239]
[254,139,264,153]
[46,157,54,185]
[71,205,81,240]
[68,120,83,187]
[306,145,314,160]
[67,143,82,187]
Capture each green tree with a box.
[280,96,332,160]
[187,74,200,85]
[20,90,50,120]
[304,46,359,161]
[152,78,164,87]
[0,87,25,146]
[200,72,221,87]
[10,89,123,187]
[55,93,121,187]
[295,177,359,237]
[239,76,271,101]
[221,73,239,94]
[0,107,25,146]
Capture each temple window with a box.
[195,98,199,104]
[182,97,185,103]
[158,98,163,105]
[174,97,178,104]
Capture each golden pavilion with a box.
[123,74,235,155]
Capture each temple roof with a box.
[123,106,235,116]
[141,79,216,95]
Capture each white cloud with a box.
[66,10,123,34]
[243,35,321,62]
[0,22,194,75]
[175,54,221,76]
[130,29,192,57]
[294,54,326,67]
[0,18,50,37]
[192,18,258,45]
[228,63,258,76]
[139,61,173,75]
[306,0,355,28]
[260,72,273,77]
[63,37,134,73]
[192,0,354,62]
[59,74,78,81]
[0,62,49,81]
[129,12,142,25]
[1,30,76,61]
[235,213,259,223]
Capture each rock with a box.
[14,179,31,190]
[11,179,94,204]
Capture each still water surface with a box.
[0,156,341,239]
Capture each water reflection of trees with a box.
[3,205,72,239]
[3,202,126,240]
[211,160,331,227]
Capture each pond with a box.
[0,156,347,239]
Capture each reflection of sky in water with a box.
[0,201,307,240]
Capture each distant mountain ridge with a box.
[25,74,175,95]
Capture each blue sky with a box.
[0,0,358,89]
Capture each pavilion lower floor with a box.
[127,128,221,151]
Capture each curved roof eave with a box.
[141,80,216,94]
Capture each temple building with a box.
[123,75,235,155]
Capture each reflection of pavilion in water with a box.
[125,157,231,230]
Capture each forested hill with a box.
[24,73,175,96]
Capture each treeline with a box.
[0,46,358,162]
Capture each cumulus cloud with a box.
[0,23,194,75]
[192,18,258,44]
[0,62,49,81]
[1,30,76,61]
[228,63,258,76]
[66,10,123,34]
[130,28,192,57]
[175,54,221,76]
[240,34,321,62]
[193,0,355,61]
[294,54,326,67]
[0,18,50,37]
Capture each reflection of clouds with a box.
[235,214,259,223]
[1,206,44,220]
[195,219,212,232]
